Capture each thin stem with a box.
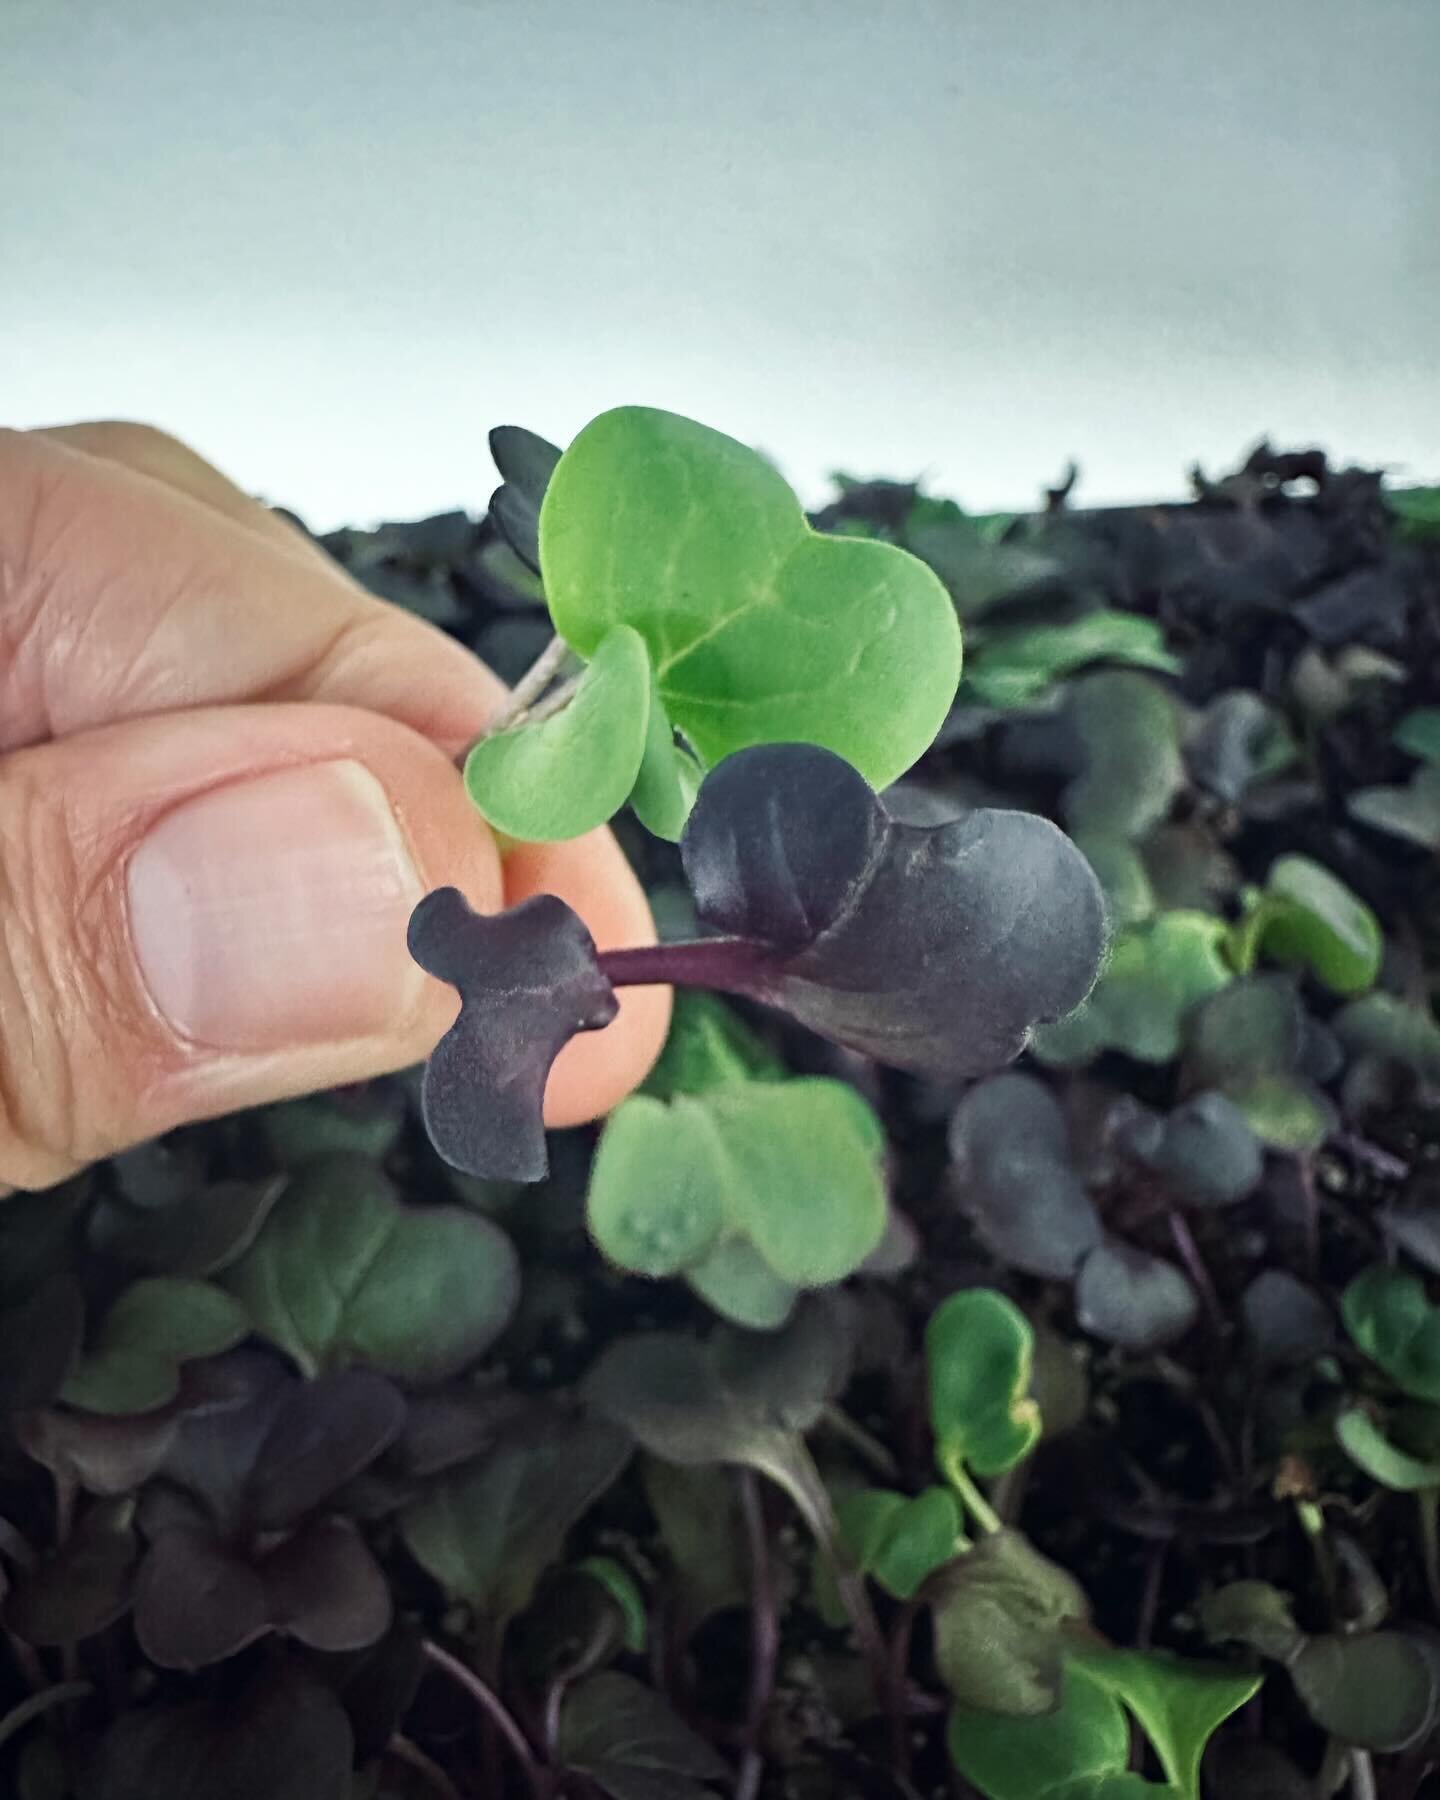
[386,1734,465,1800]
[1167,1210,1226,1340]
[51,1475,78,1686]
[943,1453,1002,1537]
[597,938,771,994]
[1152,1353,1239,1486]
[1295,1499,1337,1614]
[820,1405,899,1482]
[762,1447,891,1697]
[52,1474,75,1548]
[0,1680,94,1754]
[1295,1155,1321,1282]
[1418,1487,1440,1623]
[831,1563,893,1692]
[887,1598,921,1780]
[1349,1748,1378,1800]
[0,1515,37,1572]
[735,1471,777,1800]
[422,1640,546,1800]
[524,671,584,725]
[542,1678,566,1765]
[1135,1541,1168,1649]
[484,635,571,738]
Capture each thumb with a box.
[0,702,507,1190]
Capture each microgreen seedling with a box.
[927,1288,1042,1505]
[1227,853,1382,996]
[414,742,1106,1180]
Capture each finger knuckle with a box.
[0,771,138,1186]
[0,432,103,750]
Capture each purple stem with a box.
[597,938,774,994]
[1135,1540,1168,1648]
[422,1640,547,1800]
[887,1598,921,1779]
[1167,1210,1226,1341]
[735,1472,778,1800]
[386,1734,465,1800]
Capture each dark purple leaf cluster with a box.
[16,1351,405,1669]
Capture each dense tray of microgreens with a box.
[1,418,1439,1800]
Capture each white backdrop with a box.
[3,0,1436,529]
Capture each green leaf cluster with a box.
[587,995,886,1327]
[833,1485,964,1601]
[1202,1578,1440,1752]
[1348,705,1440,850]
[223,1156,520,1383]
[466,406,962,841]
[1342,1265,1440,1403]
[948,1649,1257,1800]
[963,610,1179,710]
[1033,913,1232,1067]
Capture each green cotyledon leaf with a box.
[539,406,961,790]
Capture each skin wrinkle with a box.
[1,444,206,749]
[0,462,69,752]
[0,430,507,756]
[0,778,129,1178]
[261,603,390,699]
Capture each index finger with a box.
[0,425,507,757]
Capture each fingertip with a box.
[503,831,671,1126]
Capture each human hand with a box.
[0,423,670,1194]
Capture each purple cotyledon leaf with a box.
[679,745,1108,1073]
[408,891,619,1181]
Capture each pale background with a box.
[3,0,1436,530]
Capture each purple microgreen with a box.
[3,1497,139,1647]
[245,1368,406,1531]
[1240,1270,1336,1368]
[947,1074,1102,1279]
[1122,1090,1264,1211]
[86,1174,288,1278]
[410,745,1105,1180]
[409,888,619,1181]
[85,1661,356,1800]
[1074,1241,1200,1352]
[121,1358,403,1671]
